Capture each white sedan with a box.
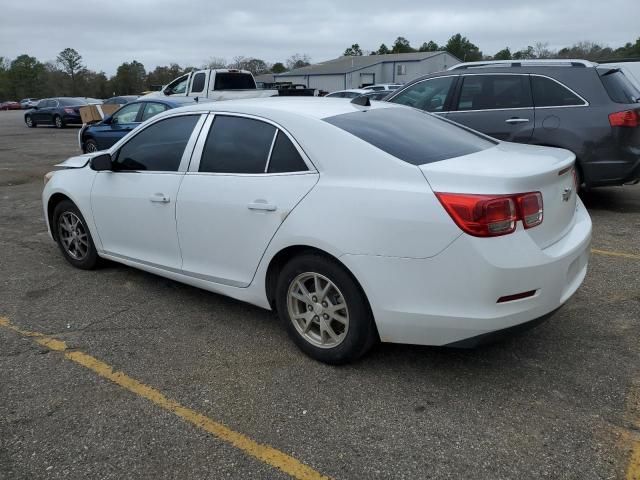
[42,98,591,364]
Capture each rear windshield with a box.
[214,73,256,90]
[598,68,640,104]
[324,107,496,165]
[58,98,88,106]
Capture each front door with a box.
[97,102,144,150]
[447,74,535,142]
[91,114,203,269]
[176,114,318,287]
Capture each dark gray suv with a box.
[386,60,640,188]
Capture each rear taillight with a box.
[435,192,543,237]
[64,107,75,114]
[608,109,640,127]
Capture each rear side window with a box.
[599,69,640,104]
[141,102,168,121]
[390,76,456,112]
[324,107,495,165]
[191,73,206,93]
[267,132,308,173]
[532,76,586,107]
[213,73,256,90]
[115,115,199,171]
[200,116,276,173]
[457,75,532,110]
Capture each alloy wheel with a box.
[287,272,349,348]
[25,116,33,127]
[58,212,89,260]
[55,116,62,128]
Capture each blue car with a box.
[25,97,90,129]
[79,97,201,153]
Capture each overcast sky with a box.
[1,0,638,75]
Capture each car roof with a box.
[163,97,402,121]
[329,89,369,94]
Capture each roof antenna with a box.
[351,96,370,107]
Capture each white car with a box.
[324,89,370,98]
[42,98,591,364]
[362,84,402,91]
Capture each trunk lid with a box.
[419,142,577,249]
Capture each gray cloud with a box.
[1,0,638,74]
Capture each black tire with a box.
[84,139,98,154]
[25,115,37,128]
[275,253,377,364]
[53,115,65,129]
[52,200,100,270]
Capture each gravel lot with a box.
[1,109,639,480]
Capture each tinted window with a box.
[599,68,640,104]
[59,98,87,106]
[200,116,276,173]
[324,107,495,165]
[267,132,308,173]
[191,73,206,93]
[390,76,456,112]
[457,75,532,110]
[115,115,199,172]
[38,100,50,108]
[531,76,585,107]
[141,102,168,121]
[113,103,142,124]
[213,73,256,90]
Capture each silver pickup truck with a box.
[143,69,316,101]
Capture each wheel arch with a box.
[47,193,73,241]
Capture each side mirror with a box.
[32,105,39,110]
[91,153,113,171]
[102,115,112,124]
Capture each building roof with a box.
[277,51,452,77]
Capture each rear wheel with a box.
[275,253,377,364]
[53,200,99,270]
[25,115,36,128]
[54,115,64,129]
[84,139,98,153]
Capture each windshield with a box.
[324,107,496,165]
[214,73,256,90]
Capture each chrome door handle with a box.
[505,117,530,124]
[150,193,170,203]
[248,201,277,212]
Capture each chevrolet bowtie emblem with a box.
[562,186,573,202]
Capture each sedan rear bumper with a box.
[341,199,592,346]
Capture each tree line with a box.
[0,48,311,101]
[343,34,640,63]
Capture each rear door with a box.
[176,114,318,287]
[447,74,535,142]
[187,71,208,97]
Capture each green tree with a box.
[343,44,363,56]
[56,48,84,95]
[493,47,512,60]
[0,57,10,100]
[445,34,482,61]
[8,54,46,99]
[146,64,184,89]
[512,45,535,60]
[419,41,440,52]
[112,60,146,94]
[376,44,390,55]
[391,37,415,53]
[271,62,287,73]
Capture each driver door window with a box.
[390,76,457,112]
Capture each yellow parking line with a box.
[626,380,640,480]
[591,249,640,260]
[0,317,330,480]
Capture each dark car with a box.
[386,60,640,188]
[102,95,138,105]
[79,97,203,153]
[24,97,89,128]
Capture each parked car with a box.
[0,101,22,110]
[103,95,138,105]
[362,84,402,91]
[79,97,206,153]
[360,90,393,101]
[325,89,370,98]
[20,98,39,109]
[385,59,640,188]
[24,97,89,128]
[43,97,591,364]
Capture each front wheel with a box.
[275,253,377,364]
[84,139,98,153]
[52,200,100,270]
[25,115,37,128]
[54,115,64,129]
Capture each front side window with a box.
[191,73,206,93]
[457,75,532,111]
[113,103,142,124]
[267,132,308,173]
[390,76,456,112]
[532,76,585,107]
[141,102,168,122]
[114,115,199,172]
[199,116,276,173]
[165,74,189,95]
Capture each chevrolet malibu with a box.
[42,98,592,364]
